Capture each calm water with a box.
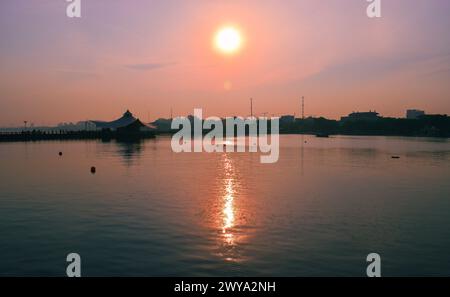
[1,135,449,276]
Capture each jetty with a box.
[0,130,155,142]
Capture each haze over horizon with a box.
[1,0,450,126]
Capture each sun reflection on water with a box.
[219,153,239,260]
[223,178,235,237]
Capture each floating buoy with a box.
[90,166,96,174]
[58,152,63,156]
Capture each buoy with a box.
[90,166,96,174]
[58,152,63,156]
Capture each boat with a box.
[315,133,330,138]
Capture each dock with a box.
[0,130,156,142]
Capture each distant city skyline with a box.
[1,107,442,130]
[1,0,450,126]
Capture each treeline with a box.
[280,115,450,137]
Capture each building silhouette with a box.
[91,110,156,133]
[406,109,425,119]
[341,111,380,122]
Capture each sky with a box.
[1,0,450,126]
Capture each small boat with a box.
[315,133,329,138]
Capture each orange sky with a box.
[1,0,450,126]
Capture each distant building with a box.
[406,109,425,119]
[91,110,156,132]
[280,115,295,123]
[340,111,381,122]
[151,118,172,132]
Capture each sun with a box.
[214,26,243,55]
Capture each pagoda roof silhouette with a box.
[91,110,156,130]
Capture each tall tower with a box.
[301,96,305,120]
[250,98,253,118]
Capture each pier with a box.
[0,130,155,142]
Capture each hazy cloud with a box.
[125,62,176,71]
[55,69,98,80]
